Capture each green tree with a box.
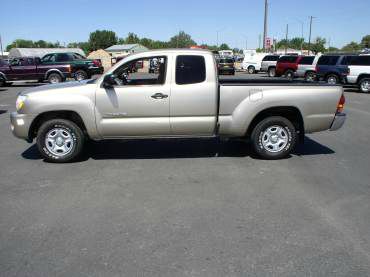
[168,31,196,48]
[219,43,230,50]
[289,37,304,50]
[305,37,326,54]
[361,35,370,48]
[6,39,34,51]
[125,32,140,44]
[67,42,90,54]
[88,30,117,51]
[341,41,361,52]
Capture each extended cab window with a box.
[113,56,167,86]
[41,54,56,63]
[318,56,339,66]
[56,53,71,62]
[299,56,315,65]
[176,55,206,85]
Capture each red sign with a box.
[265,37,272,49]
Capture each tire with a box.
[268,67,276,77]
[359,78,370,93]
[305,71,316,82]
[248,66,256,74]
[284,70,295,81]
[231,70,235,75]
[47,73,62,84]
[250,116,297,160]
[36,119,85,163]
[74,70,88,81]
[326,74,339,85]
[0,78,5,87]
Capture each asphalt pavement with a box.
[0,73,370,276]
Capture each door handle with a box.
[151,93,168,99]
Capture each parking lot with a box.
[1,73,370,276]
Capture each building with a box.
[105,44,148,58]
[8,48,85,58]
[87,49,112,71]
[0,51,9,59]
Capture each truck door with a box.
[95,55,171,138]
[169,54,218,135]
[8,58,37,80]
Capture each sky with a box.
[0,0,369,50]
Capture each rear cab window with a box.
[176,55,206,85]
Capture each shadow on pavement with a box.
[0,110,7,115]
[22,136,335,162]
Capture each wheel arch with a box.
[245,106,305,142]
[44,69,64,80]
[29,110,88,140]
[357,74,370,83]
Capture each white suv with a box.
[345,55,370,93]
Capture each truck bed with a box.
[219,78,340,86]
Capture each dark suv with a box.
[217,58,235,75]
[315,55,349,84]
[41,52,104,81]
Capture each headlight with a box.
[16,95,27,111]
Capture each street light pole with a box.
[308,16,315,55]
[285,24,289,54]
[263,0,268,51]
[0,34,3,57]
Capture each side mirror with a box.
[102,74,116,88]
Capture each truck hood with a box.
[21,79,96,96]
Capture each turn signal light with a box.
[337,94,345,113]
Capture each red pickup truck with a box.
[275,55,303,79]
[0,56,73,85]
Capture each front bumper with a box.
[330,112,346,131]
[10,112,36,141]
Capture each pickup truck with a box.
[0,56,73,85]
[10,49,346,163]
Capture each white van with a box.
[242,52,268,74]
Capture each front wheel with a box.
[36,119,85,163]
[248,66,256,74]
[284,70,295,81]
[359,78,370,93]
[268,67,276,77]
[251,116,297,160]
[305,71,316,82]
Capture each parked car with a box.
[260,55,280,77]
[10,49,346,163]
[295,56,320,82]
[315,55,349,84]
[217,58,235,75]
[242,53,268,74]
[0,56,73,85]
[275,55,303,79]
[344,55,370,93]
[41,52,104,81]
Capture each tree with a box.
[219,43,230,50]
[289,37,304,50]
[6,39,34,51]
[361,35,370,48]
[341,41,361,52]
[306,37,326,54]
[124,32,140,44]
[67,42,90,54]
[88,30,117,51]
[168,31,196,48]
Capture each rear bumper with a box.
[10,112,35,141]
[330,112,346,131]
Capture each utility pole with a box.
[308,16,315,55]
[285,24,289,54]
[262,0,268,51]
[258,34,262,49]
[216,31,219,48]
[0,34,3,57]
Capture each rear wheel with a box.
[74,70,88,81]
[48,73,62,84]
[305,71,316,82]
[36,119,85,163]
[359,78,370,93]
[0,78,5,87]
[251,116,297,160]
[268,67,276,77]
[284,70,295,80]
[326,74,339,85]
[248,66,256,74]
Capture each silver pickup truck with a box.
[10,49,346,163]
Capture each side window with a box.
[176,55,206,85]
[113,56,167,86]
[299,56,315,65]
[56,53,70,62]
[41,54,56,63]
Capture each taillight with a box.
[93,59,101,67]
[67,64,71,73]
[337,94,345,113]
[315,65,318,72]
